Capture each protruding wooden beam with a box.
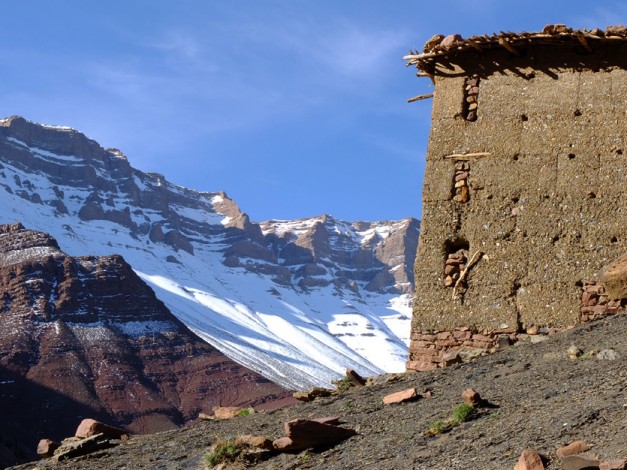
[443,152,491,160]
[576,33,593,52]
[407,93,434,103]
[498,38,521,56]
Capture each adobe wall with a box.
[408,44,626,371]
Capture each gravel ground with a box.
[10,315,627,470]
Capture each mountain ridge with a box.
[0,115,419,390]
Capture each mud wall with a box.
[408,45,626,371]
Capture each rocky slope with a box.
[0,223,289,468]
[9,314,626,470]
[0,116,420,390]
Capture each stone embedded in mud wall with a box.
[580,280,626,322]
[599,253,627,301]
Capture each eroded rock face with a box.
[0,224,288,467]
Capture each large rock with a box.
[272,418,357,451]
[75,419,127,440]
[599,253,627,300]
[514,449,545,470]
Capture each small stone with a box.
[556,440,591,458]
[515,449,545,470]
[441,351,462,366]
[444,264,458,276]
[440,34,462,48]
[383,388,418,405]
[455,179,467,188]
[37,439,60,458]
[455,171,469,181]
[530,335,549,344]
[345,368,366,386]
[468,102,478,111]
[237,435,273,450]
[561,455,600,470]
[444,275,454,287]
[596,349,619,360]
[466,110,477,121]
[497,335,512,348]
[293,387,333,402]
[600,459,627,470]
[526,325,539,335]
[461,388,482,406]
[567,345,582,359]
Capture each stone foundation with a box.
[406,281,626,372]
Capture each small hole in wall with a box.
[587,191,596,199]
[568,153,576,160]
[487,194,493,200]
[575,280,583,288]
[574,109,582,116]
[552,235,560,243]
[520,114,528,122]
[611,236,618,243]
[617,149,623,155]
[512,196,520,203]
[512,154,519,161]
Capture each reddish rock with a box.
[75,419,127,440]
[556,440,591,458]
[272,436,296,451]
[599,252,627,300]
[561,455,601,470]
[383,388,418,405]
[406,360,438,372]
[461,388,482,406]
[212,406,247,420]
[278,419,357,450]
[442,351,462,366]
[36,439,60,458]
[600,460,627,470]
[515,449,545,470]
[237,435,273,450]
[311,416,341,426]
[345,368,366,386]
[440,34,462,48]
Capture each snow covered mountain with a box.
[0,116,419,390]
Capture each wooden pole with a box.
[407,93,434,103]
[443,152,491,160]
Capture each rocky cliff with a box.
[0,223,288,467]
[0,116,420,390]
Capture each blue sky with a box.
[1,1,625,222]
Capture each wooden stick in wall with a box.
[452,251,484,301]
[443,152,491,160]
[407,93,434,103]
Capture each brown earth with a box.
[11,314,626,470]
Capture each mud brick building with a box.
[404,25,627,372]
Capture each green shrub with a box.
[236,407,253,417]
[451,403,475,426]
[426,403,476,435]
[205,438,245,467]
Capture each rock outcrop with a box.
[0,223,288,467]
